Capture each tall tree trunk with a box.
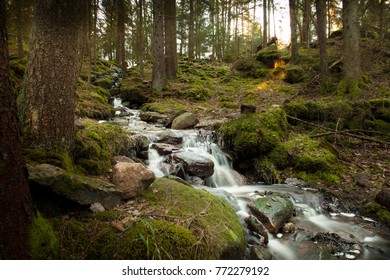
[152,0,166,91]
[188,0,195,59]
[342,0,360,83]
[116,0,126,77]
[136,0,145,75]
[316,0,328,85]
[22,0,81,156]
[379,0,385,39]
[0,0,33,259]
[289,0,299,63]
[164,0,177,79]
[302,0,310,48]
[15,0,24,59]
[263,0,268,46]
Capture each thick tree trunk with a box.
[152,0,166,91]
[289,0,299,64]
[302,0,310,48]
[188,0,195,59]
[136,0,145,76]
[22,0,81,156]
[342,0,360,81]
[263,0,268,46]
[316,0,328,84]
[0,0,33,259]
[164,0,177,79]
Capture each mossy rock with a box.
[233,58,269,78]
[75,119,131,175]
[76,84,112,120]
[141,178,246,259]
[93,77,115,90]
[120,76,152,107]
[284,65,305,84]
[254,157,281,184]
[256,45,289,68]
[363,202,390,227]
[284,136,338,173]
[219,108,288,159]
[24,148,74,171]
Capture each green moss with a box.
[256,45,289,68]
[75,119,130,175]
[337,78,362,97]
[219,101,239,109]
[142,99,187,114]
[254,157,281,184]
[29,213,59,259]
[219,108,288,159]
[363,202,390,227]
[284,136,338,173]
[141,178,246,259]
[24,148,74,171]
[233,58,268,78]
[180,84,212,101]
[283,65,306,84]
[93,77,114,90]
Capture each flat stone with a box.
[172,151,214,178]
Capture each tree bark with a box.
[342,0,360,81]
[316,0,328,84]
[136,0,145,76]
[116,0,127,77]
[263,0,268,46]
[302,0,310,48]
[289,0,299,64]
[164,0,177,79]
[22,0,81,156]
[152,0,166,91]
[0,0,33,259]
[188,0,195,59]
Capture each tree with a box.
[0,0,33,259]
[21,0,82,157]
[188,0,195,59]
[289,0,299,63]
[301,0,310,48]
[164,0,178,79]
[316,0,328,84]
[263,0,268,46]
[152,0,166,91]
[116,0,127,76]
[342,0,361,92]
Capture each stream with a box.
[111,97,390,260]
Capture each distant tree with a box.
[0,0,33,259]
[22,0,82,156]
[152,0,166,91]
[289,0,299,63]
[263,0,268,46]
[342,0,361,93]
[316,0,328,84]
[116,0,127,76]
[164,0,178,79]
[188,0,195,59]
[301,0,310,48]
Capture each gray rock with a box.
[150,143,179,156]
[171,112,199,129]
[112,162,156,199]
[28,164,123,210]
[248,193,294,233]
[110,156,134,165]
[139,111,168,124]
[376,188,390,211]
[250,245,272,260]
[172,151,214,178]
[245,215,269,245]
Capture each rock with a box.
[110,156,134,165]
[282,222,295,233]
[150,143,179,156]
[171,112,199,129]
[112,162,156,199]
[250,245,272,260]
[284,66,305,84]
[90,202,105,213]
[156,132,183,145]
[353,172,374,189]
[139,111,168,124]
[172,151,214,178]
[128,135,150,153]
[248,193,294,233]
[28,164,123,210]
[240,104,256,114]
[376,188,390,211]
[245,215,269,245]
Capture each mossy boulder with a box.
[120,76,151,107]
[256,45,289,68]
[171,112,199,129]
[253,157,281,185]
[219,108,288,159]
[284,65,305,84]
[233,58,268,78]
[76,84,113,120]
[75,119,131,175]
[92,76,115,90]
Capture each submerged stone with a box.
[248,193,294,233]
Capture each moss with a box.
[93,77,114,90]
[284,136,338,173]
[281,65,306,84]
[337,78,362,97]
[141,178,246,259]
[29,212,59,259]
[24,148,74,171]
[254,157,281,184]
[219,108,288,159]
[256,45,289,68]
[219,101,239,109]
[233,58,268,78]
[363,202,390,227]
[180,84,212,101]
[142,99,187,114]
[75,119,130,175]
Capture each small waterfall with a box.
[148,148,165,178]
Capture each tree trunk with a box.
[116,0,126,77]
[263,0,268,46]
[136,0,145,76]
[342,0,360,81]
[165,0,177,79]
[289,0,299,64]
[302,0,310,48]
[152,0,166,91]
[0,0,33,259]
[316,0,328,85]
[188,0,195,59]
[22,0,81,156]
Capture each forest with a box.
[0,0,389,260]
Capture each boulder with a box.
[250,245,272,260]
[240,104,256,114]
[172,151,214,178]
[245,215,269,245]
[376,188,390,211]
[156,132,183,145]
[248,193,294,233]
[112,162,155,199]
[171,112,199,129]
[139,111,168,124]
[150,143,179,156]
[28,164,123,210]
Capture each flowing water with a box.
[112,98,390,260]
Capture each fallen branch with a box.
[287,115,390,145]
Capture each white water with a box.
[110,101,390,260]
